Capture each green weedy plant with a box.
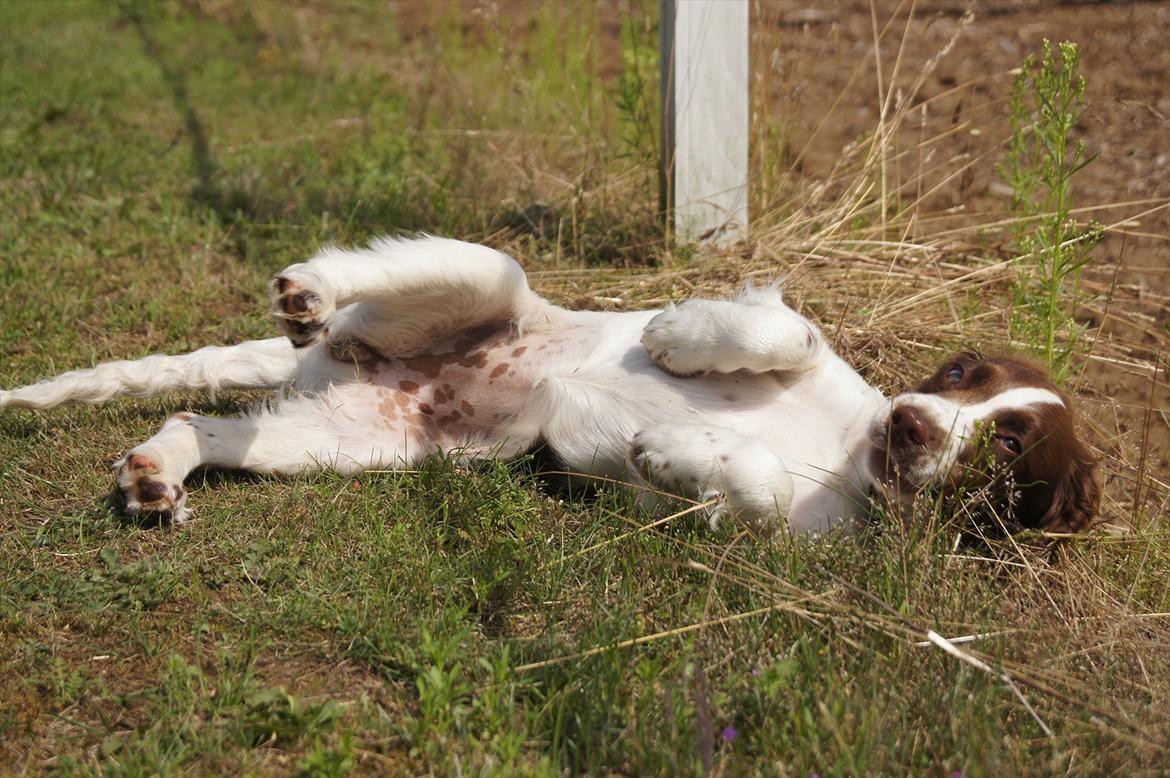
[296,735,355,778]
[410,618,473,763]
[613,8,658,169]
[997,39,1103,381]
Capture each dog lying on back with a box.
[0,236,1100,532]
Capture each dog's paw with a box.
[268,266,337,348]
[628,427,725,496]
[628,425,794,532]
[642,299,821,376]
[628,429,680,487]
[114,450,190,524]
[640,303,718,377]
[629,428,726,528]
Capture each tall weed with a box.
[997,40,1102,380]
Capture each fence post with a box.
[660,0,749,246]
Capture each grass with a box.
[1,1,1168,775]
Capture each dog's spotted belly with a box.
[352,327,576,458]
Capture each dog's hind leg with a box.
[113,397,420,522]
[268,236,552,354]
[0,337,302,411]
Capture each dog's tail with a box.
[1,337,301,411]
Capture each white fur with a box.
[4,236,905,532]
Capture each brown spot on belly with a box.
[438,410,463,426]
[395,393,411,409]
[461,400,476,417]
[399,380,420,394]
[433,387,448,404]
[511,346,528,357]
[377,388,400,423]
[723,393,737,402]
[418,403,434,415]
[401,354,445,378]
[489,362,509,379]
[458,351,489,369]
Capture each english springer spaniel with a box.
[0,237,1099,533]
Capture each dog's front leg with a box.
[627,424,794,532]
[640,289,822,376]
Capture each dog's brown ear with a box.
[1039,448,1100,533]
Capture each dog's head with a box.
[867,352,1100,532]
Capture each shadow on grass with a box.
[120,3,253,258]
[119,2,661,267]
[118,1,446,259]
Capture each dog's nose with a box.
[890,405,931,447]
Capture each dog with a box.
[0,236,1100,533]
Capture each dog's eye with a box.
[997,435,1022,455]
[945,365,964,384]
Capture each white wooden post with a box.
[660,0,749,245]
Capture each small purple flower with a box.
[952,773,964,778]
[721,726,738,742]
[810,773,821,778]
[751,667,762,677]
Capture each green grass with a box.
[1,2,1167,775]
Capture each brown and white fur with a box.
[0,236,1099,533]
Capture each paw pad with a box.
[127,453,160,475]
[269,272,335,348]
[136,479,170,504]
[115,452,189,523]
